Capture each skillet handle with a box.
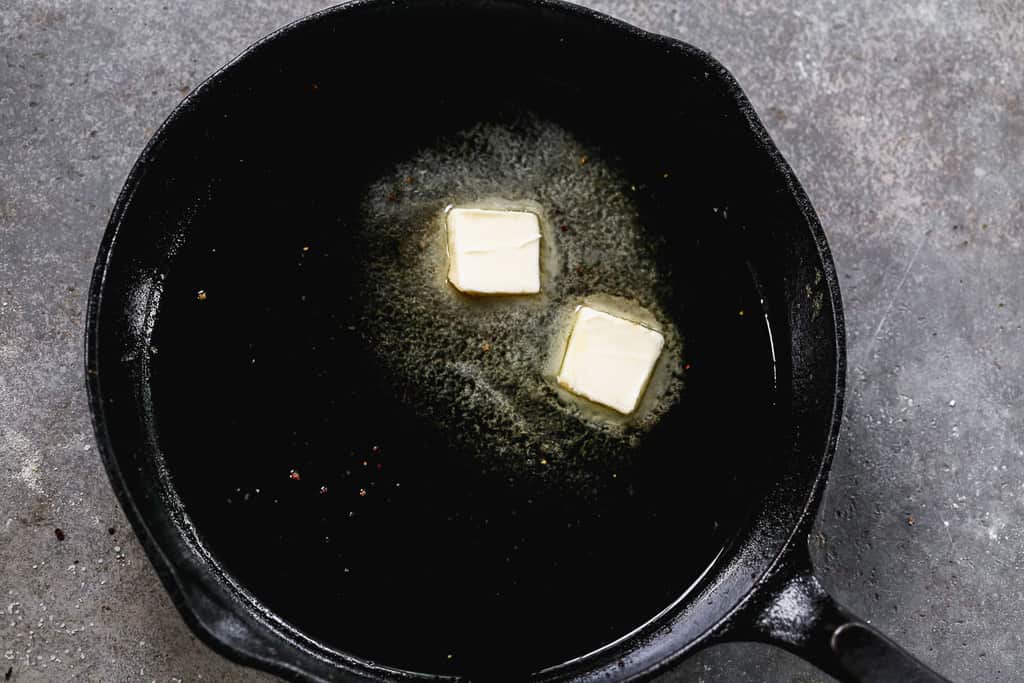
[740,552,952,683]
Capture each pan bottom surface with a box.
[146,107,779,675]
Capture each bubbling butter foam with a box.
[355,111,683,494]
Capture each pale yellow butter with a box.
[557,305,665,414]
[446,207,541,295]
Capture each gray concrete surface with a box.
[1,1,1021,681]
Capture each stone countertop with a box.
[1,1,1021,681]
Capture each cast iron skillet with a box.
[86,1,952,681]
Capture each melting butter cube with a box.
[557,306,665,414]
[446,207,541,295]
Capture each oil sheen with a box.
[149,111,778,676]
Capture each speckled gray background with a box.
[1,1,1021,681]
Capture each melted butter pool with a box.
[357,114,684,491]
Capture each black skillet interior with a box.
[87,1,847,681]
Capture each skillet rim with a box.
[85,1,847,680]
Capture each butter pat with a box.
[557,306,665,414]
[446,207,541,294]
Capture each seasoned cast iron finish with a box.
[86,1,951,681]
[738,549,949,683]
